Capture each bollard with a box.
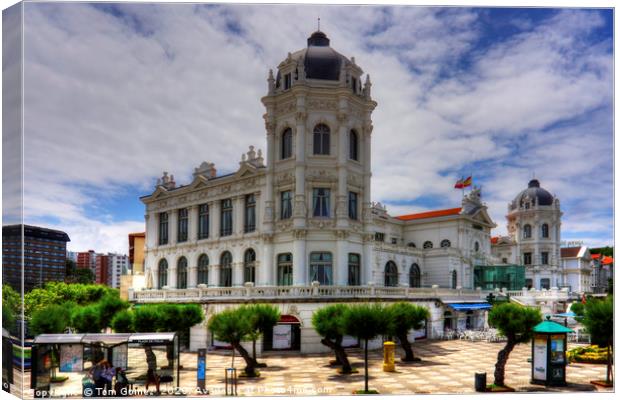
[382,341,396,372]
[475,372,487,392]
[224,367,237,396]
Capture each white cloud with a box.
[16,4,613,252]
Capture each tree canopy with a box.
[24,282,116,317]
[312,304,352,373]
[29,304,73,336]
[385,302,429,362]
[581,296,613,383]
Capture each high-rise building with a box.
[95,253,109,285]
[2,224,71,292]
[76,250,97,275]
[106,253,129,289]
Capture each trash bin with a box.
[475,372,487,392]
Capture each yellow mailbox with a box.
[383,341,396,372]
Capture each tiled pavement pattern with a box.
[188,340,611,396]
[21,340,612,397]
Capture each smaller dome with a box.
[512,179,554,209]
[307,31,330,46]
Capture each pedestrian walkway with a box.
[183,340,610,396]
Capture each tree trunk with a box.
[364,339,369,393]
[493,339,516,387]
[252,339,256,361]
[397,333,416,362]
[320,338,352,373]
[233,342,258,377]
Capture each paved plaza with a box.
[187,340,610,396]
[16,340,612,398]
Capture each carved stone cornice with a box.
[293,229,307,240]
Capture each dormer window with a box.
[284,73,292,90]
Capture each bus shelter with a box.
[31,332,179,397]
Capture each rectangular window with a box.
[284,73,292,90]
[348,192,358,220]
[177,208,188,242]
[158,212,169,245]
[244,194,256,233]
[198,204,209,239]
[277,253,293,286]
[375,232,385,242]
[221,199,233,237]
[312,188,330,217]
[281,191,293,219]
[540,278,550,290]
[523,252,532,265]
[309,252,333,286]
[541,251,549,265]
[348,253,361,286]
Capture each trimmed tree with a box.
[208,308,258,377]
[71,304,105,333]
[344,304,390,393]
[245,304,280,367]
[488,303,541,387]
[111,309,135,333]
[97,294,130,329]
[385,302,430,362]
[311,304,353,373]
[582,296,613,384]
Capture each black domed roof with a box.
[514,179,554,208]
[303,31,345,81]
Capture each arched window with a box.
[244,249,256,284]
[158,259,168,289]
[407,242,416,248]
[197,254,209,285]
[523,224,532,239]
[281,128,293,159]
[349,129,359,161]
[451,270,457,289]
[474,241,480,252]
[277,253,293,286]
[220,251,232,287]
[541,223,549,238]
[313,124,330,155]
[440,239,451,248]
[423,241,433,249]
[384,261,398,287]
[177,257,188,289]
[409,263,421,288]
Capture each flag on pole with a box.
[581,293,587,304]
[463,176,473,187]
[454,178,464,189]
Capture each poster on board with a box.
[59,344,83,372]
[112,344,128,369]
[533,335,547,381]
[272,325,292,349]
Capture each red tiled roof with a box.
[490,236,500,244]
[591,253,601,260]
[602,256,613,265]
[395,207,462,221]
[561,247,581,258]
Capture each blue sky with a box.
[7,3,613,253]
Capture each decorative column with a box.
[211,201,220,240]
[188,205,199,242]
[169,209,178,245]
[233,261,244,286]
[362,121,374,286]
[293,230,307,285]
[234,195,245,235]
[188,264,197,288]
[336,109,349,227]
[336,231,349,285]
[261,234,274,286]
[363,234,373,285]
[168,266,177,289]
[210,264,220,287]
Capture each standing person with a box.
[144,346,160,394]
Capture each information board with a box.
[533,335,547,381]
[59,344,83,372]
[272,325,292,349]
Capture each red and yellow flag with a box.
[454,176,472,189]
[463,176,472,187]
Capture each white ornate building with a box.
[134,31,507,352]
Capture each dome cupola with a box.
[511,179,554,209]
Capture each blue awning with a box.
[447,303,492,311]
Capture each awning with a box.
[447,303,492,311]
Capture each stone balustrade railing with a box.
[490,287,570,304]
[128,284,483,303]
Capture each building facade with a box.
[135,31,497,352]
[76,250,97,275]
[2,224,71,292]
[106,253,129,289]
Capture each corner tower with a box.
[506,179,562,289]
[261,30,377,286]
